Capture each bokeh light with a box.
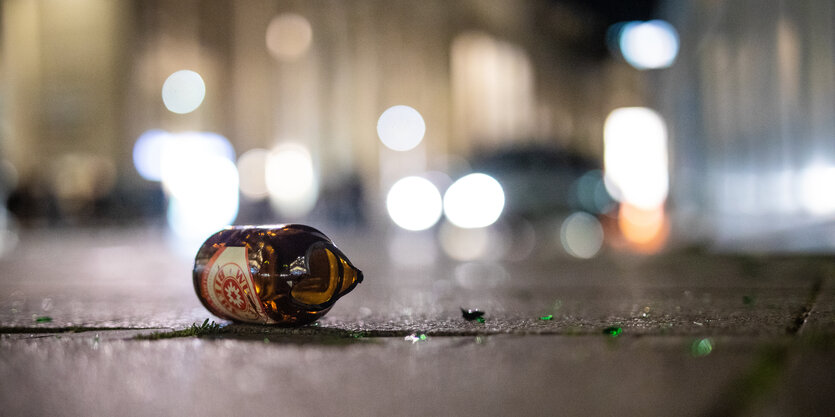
[560,212,604,259]
[237,148,270,200]
[159,132,236,194]
[443,173,505,228]
[266,13,313,61]
[618,203,669,253]
[386,176,443,231]
[166,157,239,244]
[377,105,426,151]
[149,132,239,249]
[604,107,669,210]
[800,164,835,215]
[161,70,206,114]
[133,130,171,181]
[265,143,318,217]
[574,170,616,214]
[618,20,679,70]
[422,170,454,195]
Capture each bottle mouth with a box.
[289,242,363,311]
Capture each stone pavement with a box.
[0,227,833,416]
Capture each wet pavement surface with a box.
[1,227,833,416]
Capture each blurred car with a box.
[468,143,616,221]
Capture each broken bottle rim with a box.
[288,240,364,311]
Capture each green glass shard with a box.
[603,326,622,337]
[691,338,713,357]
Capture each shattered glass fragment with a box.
[461,308,485,321]
[404,333,428,343]
[691,338,713,357]
[603,326,622,337]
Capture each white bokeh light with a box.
[386,176,443,231]
[443,173,505,228]
[133,130,171,181]
[560,212,604,259]
[137,130,235,184]
[619,20,679,70]
[159,134,236,199]
[603,107,669,209]
[162,70,206,114]
[377,105,426,151]
[800,164,835,215]
[157,132,238,245]
[266,143,318,217]
[159,132,235,193]
[166,157,239,243]
[237,148,270,200]
[266,13,313,61]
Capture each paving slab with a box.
[1,228,827,336]
[1,227,833,416]
[743,273,835,416]
[0,331,786,417]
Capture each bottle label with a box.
[199,246,273,324]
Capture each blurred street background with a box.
[2,0,835,255]
[2,1,835,416]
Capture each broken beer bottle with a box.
[193,224,363,326]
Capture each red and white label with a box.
[200,246,273,324]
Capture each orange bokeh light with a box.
[617,203,669,253]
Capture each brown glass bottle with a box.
[193,224,363,326]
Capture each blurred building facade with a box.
[1,0,637,226]
[659,0,835,251]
